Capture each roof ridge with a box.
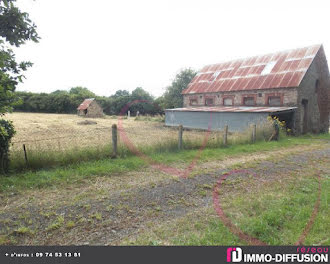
[201,44,322,70]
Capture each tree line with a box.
[13,69,197,115]
[0,0,196,173]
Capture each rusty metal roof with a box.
[77,98,95,110]
[183,44,322,94]
[166,106,297,113]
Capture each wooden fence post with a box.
[252,124,256,143]
[23,144,28,166]
[223,125,228,146]
[112,124,118,158]
[178,125,183,150]
[127,111,130,119]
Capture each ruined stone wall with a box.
[86,101,103,118]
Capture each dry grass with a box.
[5,112,216,151]
[3,112,275,171]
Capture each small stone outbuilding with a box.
[77,98,103,118]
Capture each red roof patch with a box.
[77,98,94,110]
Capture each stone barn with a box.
[165,44,330,134]
[77,98,103,118]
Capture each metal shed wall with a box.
[165,110,269,131]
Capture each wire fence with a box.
[7,115,276,172]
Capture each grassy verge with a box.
[123,154,330,245]
[0,133,329,193]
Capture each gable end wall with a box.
[295,47,330,134]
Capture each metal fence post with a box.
[23,144,28,166]
[178,125,183,150]
[223,125,228,146]
[112,124,117,158]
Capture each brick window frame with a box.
[223,95,235,106]
[265,93,284,106]
[189,96,199,106]
[241,94,257,106]
[204,95,215,106]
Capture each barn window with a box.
[205,98,214,106]
[268,96,281,106]
[190,99,198,106]
[315,79,319,93]
[224,98,233,106]
[243,97,255,106]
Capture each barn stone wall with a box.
[295,47,330,134]
[183,87,298,107]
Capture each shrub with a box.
[0,120,16,174]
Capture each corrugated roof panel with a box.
[262,74,276,88]
[297,58,313,70]
[182,44,322,95]
[278,60,292,72]
[287,49,300,59]
[240,67,251,77]
[279,72,295,87]
[254,75,268,90]
[234,67,245,76]
[216,80,228,92]
[305,45,320,57]
[217,79,230,91]
[225,79,237,91]
[206,81,217,92]
[244,76,260,90]
[270,54,288,72]
[271,73,286,88]
[233,78,247,91]
[288,59,301,71]
[208,64,219,71]
[296,47,308,58]
[197,82,210,93]
[226,68,238,78]
[289,71,305,87]
[220,69,232,79]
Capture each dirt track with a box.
[0,143,329,245]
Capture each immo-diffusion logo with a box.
[227,248,242,262]
[226,247,328,263]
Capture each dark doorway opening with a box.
[84,109,88,115]
[271,110,295,132]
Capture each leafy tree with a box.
[0,0,39,173]
[0,0,39,115]
[113,90,130,98]
[130,87,156,114]
[69,86,96,110]
[162,68,197,109]
[69,86,95,97]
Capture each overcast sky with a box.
[14,0,330,97]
